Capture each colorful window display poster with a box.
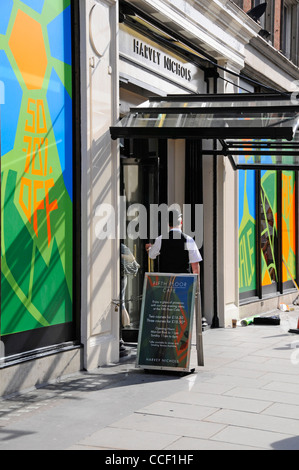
[282,171,296,282]
[239,169,256,294]
[239,166,297,297]
[0,1,73,340]
[137,273,197,372]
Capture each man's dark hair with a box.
[168,209,182,227]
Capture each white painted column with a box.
[81,0,120,369]
[217,60,241,327]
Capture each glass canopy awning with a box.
[110,93,299,170]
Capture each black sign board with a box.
[136,273,198,372]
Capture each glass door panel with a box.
[121,153,159,342]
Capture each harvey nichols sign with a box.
[133,38,192,82]
[119,24,202,92]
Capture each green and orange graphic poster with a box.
[0,0,73,337]
[137,274,197,372]
[239,169,256,294]
[282,171,296,283]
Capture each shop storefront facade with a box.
[113,0,299,336]
[1,0,299,396]
[118,11,207,342]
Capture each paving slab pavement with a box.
[1,309,299,451]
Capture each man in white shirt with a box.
[145,209,202,275]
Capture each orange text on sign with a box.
[19,98,58,246]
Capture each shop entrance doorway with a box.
[120,139,167,342]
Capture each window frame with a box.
[281,0,299,65]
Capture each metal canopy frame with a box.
[110,92,299,171]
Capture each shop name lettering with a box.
[133,39,192,82]
[19,98,58,246]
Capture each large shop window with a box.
[0,0,76,360]
[239,168,297,300]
